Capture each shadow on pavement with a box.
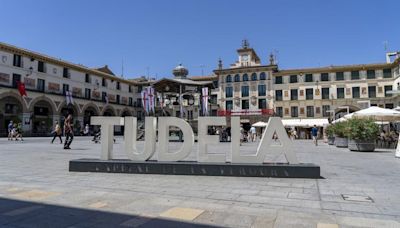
[0,197,221,228]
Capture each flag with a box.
[17,81,27,97]
[65,90,73,105]
[202,87,209,116]
[149,87,155,113]
[105,94,109,104]
[141,89,149,114]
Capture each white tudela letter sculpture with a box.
[91,116,124,160]
[157,117,194,161]
[231,117,298,164]
[124,117,157,161]
[91,116,298,164]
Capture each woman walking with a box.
[51,121,63,144]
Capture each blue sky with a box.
[1,0,399,78]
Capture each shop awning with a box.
[281,118,329,128]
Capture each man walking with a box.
[311,125,319,146]
[64,114,73,149]
[7,120,13,140]
[51,121,62,144]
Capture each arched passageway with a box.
[0,96,23,136]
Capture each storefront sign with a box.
[72,87,82,96]
[48,82,60,92]
[0,72,10,84]
[90,117,298,164]
[24,78,36,88]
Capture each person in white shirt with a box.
[249,126,256,142]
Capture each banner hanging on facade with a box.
[202,87,209,116]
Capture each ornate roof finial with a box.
[242,39,249,49]
[218,58,223,70]
[269,53,275,65]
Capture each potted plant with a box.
[333,121,349,148]
[346,118,379,152]
[326,125,335,145]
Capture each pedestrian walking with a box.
[249,126,256,142]
[311,125,319,146]
[83,124,90,136]
[7,120,13,140]
[63,114,73,149]
[15,123,23,141]
[51,121,63,144]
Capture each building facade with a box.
[0,42,141,136]
[213,42,400,127]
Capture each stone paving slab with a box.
[0,137,400,227]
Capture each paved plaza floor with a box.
[0,137,400,227]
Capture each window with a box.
[306,88,313,100]
[102,92,107,102]
[276,107,283,117]
[367,70,375,79]
[137,85,142,93]
[336,72,344,81]
[385,85,393,97]
[291,106,298,117]
[234,74,240,82]
[275,76,283,84]
[225,87,233,98]
[275,90,283,101]
[37,79,45,92]
[226,75,232,83]
[352,87,360,98]
[129,85,132,93]
[226,100,233,110]
[129,97,133,106]
[337,88,345,99]
[305,74,313,82]
[116,82,121,90]
[102,78,107,87]
[38,61,45,73]
[116,95,120,104]
[306,106,314,117]
[62,84,69,95]
[258,84,266,96]
[383,68,392,78]
[85,88,91,99]
[368,86,376,98]
[12,74,21,88]
[322,88,330,99]
[241,100,249,109]
[251,73,257,81]
[63,68,69,78]
[258,99,267,109]
[351,71,360,80]
[242,74,248,81]
[290,75,298,83]
[321,73,329,81]
[259,72,266,80]
[85,73,91,83]
[290,89,298,100]
[13,54,22,67]
[241,86,249,97]
[213,80,218,88]
[322,105,330,117]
